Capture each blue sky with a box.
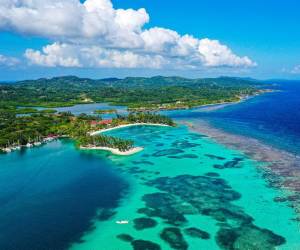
[0,0,300,80]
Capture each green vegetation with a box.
[0,75,266,152]
[118,112,175,126]
[0,110,174,152]
[0,76,265,109]
[0,111,79,148]
[16,108,57,115]
[77,135,134,152]
[93,109,117,114]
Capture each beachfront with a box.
[80,146,144,156]
[90,123,171,136]
[84,123,171,155]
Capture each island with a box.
[79,134,144,156]
[0,75,270,154]
[0,111,175,155]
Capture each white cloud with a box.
[25,43,81,67]
[25,43,168,69]
[198,39,256,68]
[0,54,20,66]
[0,0,256,69]
[290,65,300,74]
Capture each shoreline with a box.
[90,123,171,135]
[80,146,143,155]
[0,135,63,153]
[127,89,273,112]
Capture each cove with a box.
[0,139,127,250]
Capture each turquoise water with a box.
[1,124,300,249]
[70,125,300,250]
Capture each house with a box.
[90,119,112,127]
[98,119,113,125]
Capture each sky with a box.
[0,0,299,81]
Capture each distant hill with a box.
[10,75,264,88]
[0,76,266,109]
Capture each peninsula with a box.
[0,111,175,155]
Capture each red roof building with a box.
[90,119,112,126]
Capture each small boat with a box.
[116,220,129,224]
[34,142,42,146]
[15,146,21,150]
[3,148,12,153]
[26,143,33,148]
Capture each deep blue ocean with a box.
[170,80,300,155]
[0,140,128,250]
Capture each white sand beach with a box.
[90,123,170,135]
[80,146,143,155]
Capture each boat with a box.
[34,142,42,146]
[116,220,129,224]
[26,143,33,148]
[3,148,12,153]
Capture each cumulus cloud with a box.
[25,43,167,69]
[0,54,20,66]
[198,39,256,68]
[25,43,82,67]
[0,0,256,69]
[290,65,300,74]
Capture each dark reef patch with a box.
[172,139,200,149]
[213,157,243,169]
[167,156,181,159]
[184,227,210,240]
[141,175,286,249]
[133,217,158,230]
[131,239,161,250]
[141,193,188,226]
[202,207,253,225]
[152,149,184,157]
[216,225,286,250]
[205,154,226,160]
[156,143,165,147]
[116,234,134,242]
[168,154,198,159]
[97,208,117,221]
[128,167,148,174]
[160,227,188,250]
[205,172,220,177]
[273,196,287,203]
[132,160,154,166]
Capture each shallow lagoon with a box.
[71,125,300,250]
[18,102,127,118]
[1,117,300,248]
